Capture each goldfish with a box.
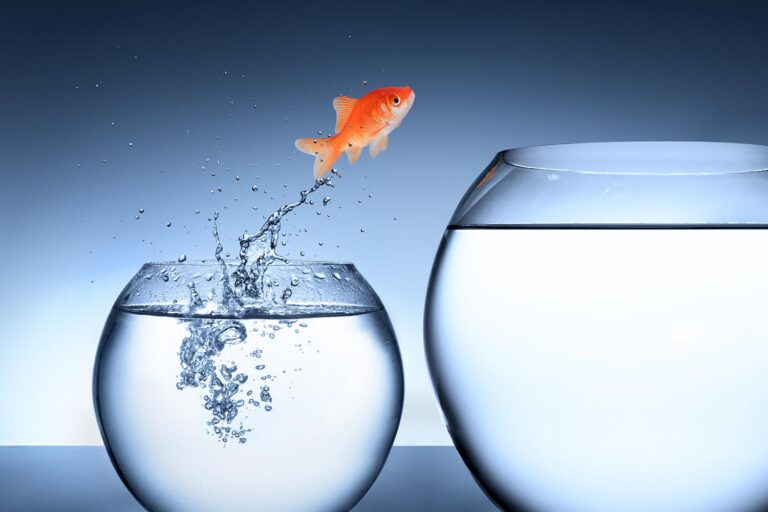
[295,86,415,178]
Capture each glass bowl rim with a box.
[501,140,768,176]
[139,260,357,269]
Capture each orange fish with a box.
[295,86,415,178]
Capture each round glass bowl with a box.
[94,261,403,512]
[425,142,768,512]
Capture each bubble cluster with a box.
[176,320,254,442]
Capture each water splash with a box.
[230,177,333,304]
[176,177,335,443]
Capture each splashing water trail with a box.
[175,177,335,444]
[231,177,333,304]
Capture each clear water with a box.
[426,227,768,512]
[95,306,402,512]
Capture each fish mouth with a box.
[404,91,415,111]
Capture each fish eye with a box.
[393,96,400,105]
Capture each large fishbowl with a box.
[94,261,403,512]
[425,142,768,512]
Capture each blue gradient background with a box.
[2,0,768,445]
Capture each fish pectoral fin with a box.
[369,135,388,158]
[333,96,357,134]
[346,145,362,164]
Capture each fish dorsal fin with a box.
[346,145,362,164]
[333,96,357,133]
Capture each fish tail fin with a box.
[294,136,342,179]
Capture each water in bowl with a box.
[96,298,402,511]
[426,226,768,512]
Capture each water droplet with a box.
[323,197,331,206]
[251,185,258,191]
[166,222,172,227]
[178,254,187,263]
[128,142,134,147]
[300,251,305,256]
[138,208,145,214]
[361,80,368,86]
[360,228,365,233]
[291,276,300,286]
[235,175,240,181]
[333,272,342,280]
[318,241,324,246]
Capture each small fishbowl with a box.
[94,261,403,512]
[425,142,768,512]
